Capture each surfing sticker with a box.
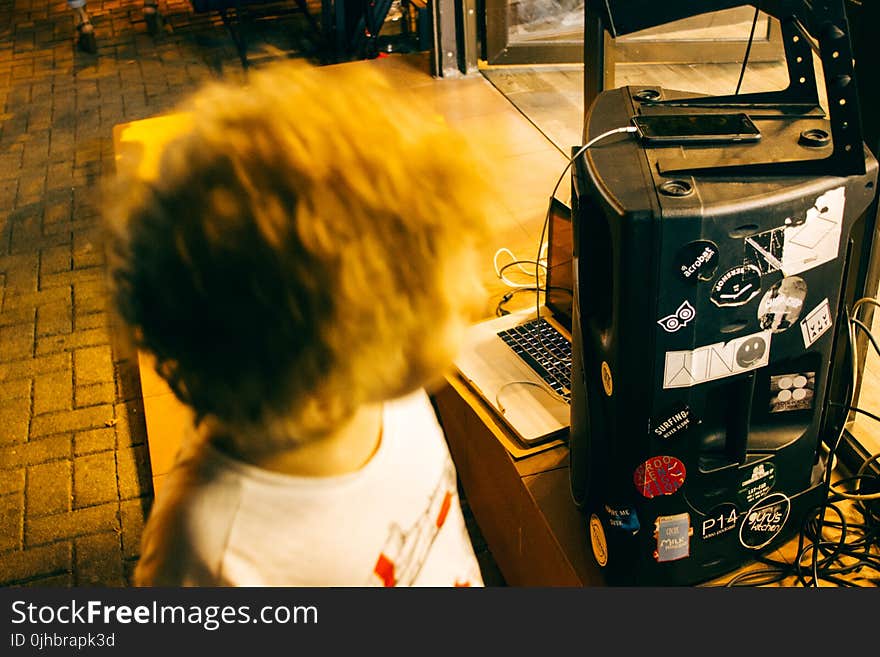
[650,404,697,441]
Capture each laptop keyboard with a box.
[497,318,572,403]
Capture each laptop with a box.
[454,198,574,446]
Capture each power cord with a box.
[532,126,638,361]
[493,250,547,289]
[487,126,638,424]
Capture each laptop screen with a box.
[546,197,573,332]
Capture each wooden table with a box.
[432,374,604,586]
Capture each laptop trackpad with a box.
[457,326,570,445]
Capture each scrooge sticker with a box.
[634,456,686,499]
[654,513,691,562]
[739,492,791,550]
[676,240,719,283]
[650,404,697,441]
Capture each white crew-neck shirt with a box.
[134,390,484,587]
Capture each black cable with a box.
[735,7,760,95]
[495,287,540,317]
[829,401,880,425]
[852,317,880,357]
[531,126,637,359]
[804,311,857,586]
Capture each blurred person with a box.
[105,62,497,586]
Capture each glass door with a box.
[483,3,780,68]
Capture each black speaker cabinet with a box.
[570,85,879,585]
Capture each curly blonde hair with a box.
[106,62,495,446]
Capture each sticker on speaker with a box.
[657,300,696,333]
[739,492,791,550]
[769,372,815,413]
[589,514,609,567]
[601,361,613,396]
[676,240,719,282]
[710,264,762,307]
[745,227,785,275]
[700,503,740,540]
[663,330,771,389]
[757,276,807,333]
[737,461,776,506]
[654,513,692,562]
[778,186,845,276]
[650,404,697,441]
[801,298,833,347]
[605,504,640,534]
[634,456,686,499]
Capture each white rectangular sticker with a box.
[663,330,772,389]
[781,186,845,276]
[801,298,833,348]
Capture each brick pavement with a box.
[0,0,321,586]
[0,0,504,588]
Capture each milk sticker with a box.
[655,513,692,562]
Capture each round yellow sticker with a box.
[601,361,613,396]
[589,514,608,567]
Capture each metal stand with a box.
[588,0,865,177]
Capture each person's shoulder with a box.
[385,388,439,425]
[134,444,244,586]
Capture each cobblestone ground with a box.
[0,0,319,586]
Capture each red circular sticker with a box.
[633,456,687,498]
